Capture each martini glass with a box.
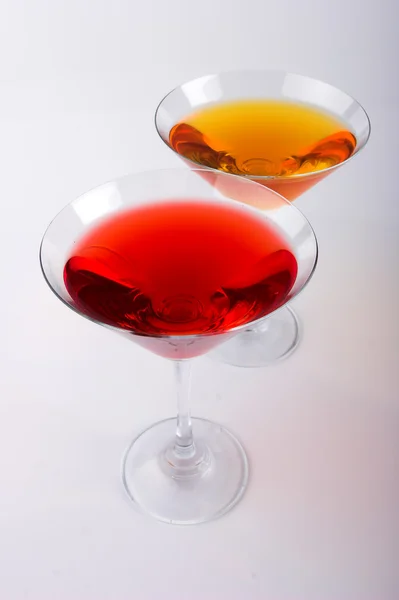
[155,70,370,367]
[40,168,317,524]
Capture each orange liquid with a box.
[169,100,356,200]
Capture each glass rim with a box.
[39,167,319,342]
[154,68,371,181]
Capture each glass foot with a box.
[122,417,248,525]
[210,306,301,368]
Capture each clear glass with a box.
[155,70,370,367]
[40,168,317,524]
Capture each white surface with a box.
[1,1,398,599]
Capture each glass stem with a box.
[174,360,194,453]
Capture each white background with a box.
[0,1,398,599]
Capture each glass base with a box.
[210,306,301,368]
[122,417,248,525]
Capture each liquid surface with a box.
[64,200,297,336]
[169,100,356,178]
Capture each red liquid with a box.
[64,199,298,336]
